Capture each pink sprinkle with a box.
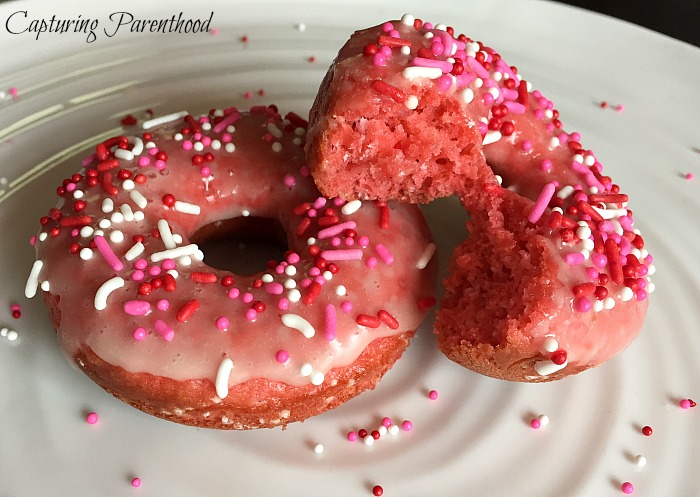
[193,132,203,141]
[210,27,219,36]
[134,258,147,270]
[313,197,327,209]
[331,237,341,247]
[344,237,355,246]
[277,298,289,310]
[275,349,289,363]
[340,300,353,313]
[318,221,357,240]
[11,304,20,312]
[30,235,37,246]
[242,292,253,303]
[309,267,321,277]
[358,236,370,248]
[373,53,386,66]
[333,197,345,206]
[347,431,358,442]
[321,249,363,261]
[216,316,229,331]
[527,182,556,224]
[621,482,634,494]
[200,166,211,177]
[365,257,378,269]
[381,21,394,32]
[149,265,161,276]
[324,304,337,341]
[131,477,141,488]
[65,182,76,192]
[541,159,553,172]
[155,159,166,170]
[93,235,124,271]
[401,420,413,431]
[228,288,240,299]
[686,173,694,181]
[300,165,310,177]
[8,87,17,97]
[149,147,159,156]
[182,140,193,151]
[563,253,585,265]
[379,45,392,57]
[573,296,592,313]
[521,140,533,152]
[133,327,147,341]
[679,399,694,409]
[131,270,145,281]
[286,252,300,264]
[265,282,284,295]
[86,412,99,424]
[374,244,394,265]
[244,91,252,99]
[283,174,296,187]
[428,390,438,400]
[381,417,392,427]
[245,309,257,321]
[221,133,232,143]
[154,320,175,341]
[591,253,607,269]
[437,74,453,91]
[530,418,541,429]
[307,208,317,218]
[616,104,625,112]
[162,259,176,270]
[123,300,151,316]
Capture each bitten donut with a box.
[306,16,654,381]
[25,106,437,428]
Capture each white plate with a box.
[1,1,699,496]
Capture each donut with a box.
[25,106,437,428]
[306,16,654,381]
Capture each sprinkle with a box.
[151,244,199,262]
[157,219,177,250]
[621,481,634,494]
[528,182,556,224]
[680,399,696,409]
[401,420,413,431]
[320,249,363,261]
[530,418,541,429]
[374,244,394,265]
[482,131,502,145]
[94,277,125,310]
[313,443,324,454]
[324,304,337,341]
[372,485,384,496]
[129,191,148,209]
[405,95,419,109]
[86,412,99,424]
[215,357,234,398]
[356,314,381,328]
[310,371,324,385]
[141,110,189,130]
[318,221,357,239]
[415,243,436,269]
[131,477,141,488]
[634,455,647,467]
[428,390,438,400]
[93,235,124,271]
[534,359,567,377]
[176,299,200,322]
[377,309,399,329]
[281,314,315,338]
[538,414,550,426]
[124,242,145,261]
[123,300,151,316]
[25,260,44,298]
[340,199,361,215]
[302,282,322,305]
[641,425,653,436]
[402,66,443,80]
[153,319,174,341]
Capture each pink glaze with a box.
[29,108,437,390]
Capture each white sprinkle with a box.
[460,88,475,104]
[415,243,436,270]
[40,281,50,291]
[98,219,111,229]
[193,142,204,152]
[193,250,204,261]
[94,277,125,310]
[6,330,18,341]
[335,285,347,296]
[584,155,596,166]
[201,122,211,131]
[378,425,387,436]
[474,78,483,88]
[405,95,419,110]
[341,199,362,215]
[150,244,199,262]
[158,219,177,249]
[307,237,316,245]
[241,209,250,217]
[292,137,302,146]
[73,190,84,199]
[120,204,134,222]
[174,133,183,141]
[593,299,604,312]
[424,32,434,39]
[647,282,656,293]
[635,455,647,467]
[434,23,446,31]
[122,179,135,191]
[179,255,192,266]
[261,274,274,283]
[573,154,584,164]
[271,142,282,153]
[487,87,499,100]
[603,296,616,309]
[130,190,148,209]
[538,415,550,426]
[322,270,333,281]
[285,265,297,276]
[226,125,236,133]
[556,185,575,199]
[534,359,567,376]
[134,211,144,221]
[267,123,283,138]
[281,313,315,338]
[363,436,375,446]
[400,45,410,55]
[124,242,145,261]
[576,225,592,240]
[592,207,627,220]
[492,71,503,82]
[111,212,124,223]
[211,139,221,150]
[542,337,559,353]
[79,248,93,260]
[114,148,134,161]
[388,425,399,435]
[402,66,443,80]
[580,239,594,252]
[173,234,183,244]
[300,363,313,376]
[482,131,502,145]
[102,198,114,213]
[313,443,324,454]
[296,22,306,32]
[109,230,124,243]
[174,201,201,215]
[215,357,234,399]
[310,371,324,385]
[141,111,188,130]
[400,13,415,26]
[224,143,235,153]
[25,260,44,298]
[545,109,553,119]
[80,226,94,238]
[284,279,296,289]
[288,289,301,303]
[495,175,503,185]
[145,141,156,149]
[38,232,48,242]
[619,287,634,302]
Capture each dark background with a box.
[554,0,699,47]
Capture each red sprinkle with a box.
[416,296,437,310]
[120,114,138,126]
[370,80,407,103]
[378,35,411,48]
[372,485,384,496]
[97,159,120,172]
[59,216,92,227]
[379,206,390,229]
[377,310,399,330]
[296,218,311,236]
[162,273,177,292]
[356,314,381,328]
[190,272,218,284]
[551,349,568,365]
[302,282,322,305]
[605,238,624,285]
[176,299,200,323]
[641,425,653,436]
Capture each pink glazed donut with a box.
[306,15,654,381]
[26,106,437,428]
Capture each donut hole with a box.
[190,217,288,276]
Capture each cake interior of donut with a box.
[190,217,288,276]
